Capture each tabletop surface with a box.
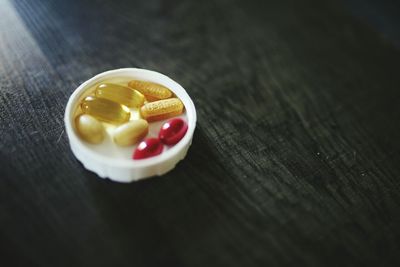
[1,0,400,266]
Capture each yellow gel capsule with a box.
[81,96,130,124]
[75,114,104,144]
[140,98,184,122]
[128,80,172,100]
[95,83,145,108]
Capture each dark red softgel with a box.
[133,138,163,159]
[159,118,188,145]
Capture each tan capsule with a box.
[144,95,161,102]
[140,98,184,122]
[113,119,149,146]
[75,114,104,144]
[81,96,130,124]
[95,83,145,108]
[128,80,172,100]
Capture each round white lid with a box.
[64,68,197,182]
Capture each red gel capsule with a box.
[133,138,163,160]
[159,118,188,145]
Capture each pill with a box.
[140,98,184,122]
[75,114,104,144]
[144,95,161,102]
[128,80,172,100]
[95,83,145,108]
[159,118,188,145]
[81,96,130,124]
[113,119,149,147]
[133,138,163,160]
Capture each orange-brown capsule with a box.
[144,95,161,102]
[81,96,130,124]
[140,98,184,122]
[128,80,172,101]
[95,83,144,108]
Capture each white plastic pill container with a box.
[64,68,197,182]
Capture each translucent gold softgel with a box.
[95,83,145,108]
[140,98,184,122]
[75,114,104,144]
[128,80,172,100]
[81,96,130,124]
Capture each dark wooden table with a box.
[1,0,400,266]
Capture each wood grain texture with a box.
[1,0,400,266]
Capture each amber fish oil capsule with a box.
[75,114,105,144]
[140,98,184,122]
[95,83,145,108]
[81,96,130,124]
[128,80,172,100]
